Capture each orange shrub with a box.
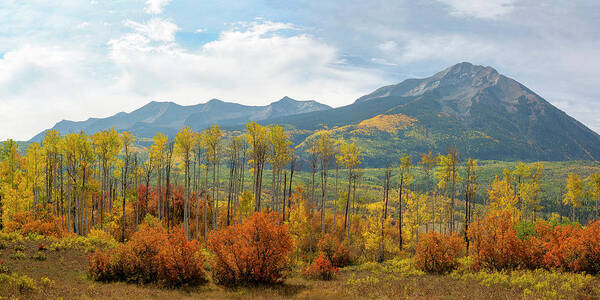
[534,220,600,274]
[208,211,294,285]
[156,227,208,287]
[415,232,464,274]
[317,233,338,263]
[87,222,207,287]
[467,210,528,270]
[578,220,600,274]
[465,212,600,273]
[88,250,114,282]
[303,252,338,280]
[5,208,65,237]
[317,233,355,268]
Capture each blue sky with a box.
[0,0,599,140]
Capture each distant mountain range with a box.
[31,62,600,164]
[30,96,331,142]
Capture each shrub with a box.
[14,243,25,251]
[317,233,338,262]
[10,251,27,260]
[414,232,464,274]
[515,220,537,240]
[208,211,294,285]
[0,260,9,274]
[0,273,37,294]
[317,233,356,268]
[535,220,600,274]
[51,232,117,253]
[87,228,118,249]
[87,221,207,287]
[40,276,55,289]
[31,251,47,261]
[15,274,37,294]
[303,253,338,280]
[576,220,600,274]
[156,227,208,287]
[332,239,357,268]
[5,209,65,238]
[38,243,47,251]
[108,223,167,283]
[467,210,528,270]
[0,240,7,250]
[87,250,114,282]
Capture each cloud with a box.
[144,0,172,15]
[107,20,385,106]
[123,18,179,42]
[371,34,496,67]
[0,20,386,140]
[377,41,397,52]
[0,45,111,140]
[75,22,90,29]
[435,0,518,19]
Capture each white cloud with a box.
[75,22,90,29]
[0,20,386,140]
[0,45,115,140]
[372,34,496,65]
[123,18,178,42]
[107,20,384,107]
[377,41,397,52]
[144,0,172,15]
[195,28,206,33]
[436,0,518,19]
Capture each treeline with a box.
[0,122,599,252]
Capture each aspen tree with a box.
[175,126,197,240]
[246,121,268,211]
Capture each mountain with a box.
[266,62,600,164]
[30,62,600,164]
[30,97,331,142]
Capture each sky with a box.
[0,0,599,140]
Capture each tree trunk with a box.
[344,171,352,238]
[398,176,403,250]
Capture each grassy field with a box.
[1,234,599,299]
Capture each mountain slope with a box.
[30,97,331,142]
[267,62,600,163]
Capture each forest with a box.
[1,123,600,299]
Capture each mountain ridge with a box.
[30,97,332,142]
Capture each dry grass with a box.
[1,236,599,299]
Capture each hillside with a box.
[29,97,331,142]
[269,62,600,164]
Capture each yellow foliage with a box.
[353,114,417,134]
[488,169,520,222]
[563,173,583,208]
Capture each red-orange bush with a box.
[208,211,294,285]
[5,208,65,237]
[415,232,464,274]
[317,233,355,268]
[87,222,207,287]
[317,234,338,263]
[467,210,529,270]
[88,250,114,282]
[156,227,208,286]
[303,252,338,280]
[534,220,600,274]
